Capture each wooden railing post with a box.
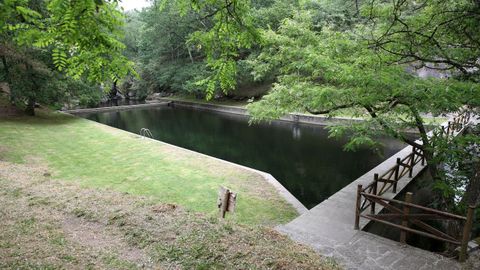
[459,206,475,262]
[372,174,378,214]
[394,158,400,193]
[354,184,363,230]
[400,192,413,244]
[409,148,415,178]
[421,149,425,166]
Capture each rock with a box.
[0,82,10,94]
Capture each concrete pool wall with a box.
[159,99,364,127]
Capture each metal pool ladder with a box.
[140,128,153,139]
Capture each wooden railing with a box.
[354,111,476,261]
[355,191,476,262]
[354,146,426,223]
[438,111,471,138]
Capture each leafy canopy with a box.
[157,0,261,99]
[1,0,135,82]
[248,10,479,147]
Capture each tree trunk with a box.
[1,55,14,103]
[463,161,480,207]
[109,80,120,100]
[25,97,35,116]
[1,55,9,79]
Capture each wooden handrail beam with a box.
[360,193,467,221]
[370,196,460,243]
[360,214,462,245]
[372,213,465,220]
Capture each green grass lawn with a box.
[0,109,297,225]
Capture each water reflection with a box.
[292,124,302,140]
[82,106,405,209]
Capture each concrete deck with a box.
[277,116,477,269]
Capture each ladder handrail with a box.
[140,128,153,139]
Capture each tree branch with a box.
[305,103,355,115]
[364,105,423,149]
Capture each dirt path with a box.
[0,159,338,269]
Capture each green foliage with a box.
[0,0,137,113]
[64,78,103,108]
[363,0,480,79]
[125,0,296,99]
[157,0,261,99]
[131,3,209,96]
[244,1,480,215]
[247,8,479,145]
[2,0,135,82]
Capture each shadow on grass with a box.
[0,109,81,126]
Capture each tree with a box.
[365,0,480,80]
[156,0,260,98]
[0,0,134,115]
[127,0,297,99]
[246,7,480,211]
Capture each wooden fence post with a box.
[447,121,451,137]
[409,148,415,178]
[372,174,378,214]
[394,159,400,193]
[400,192,413,244]
[354,184,362,230]
[459,206,475,262]
[219,187,230,218]
[421,149,425,166]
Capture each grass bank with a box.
[0,107,297,225]
[0,160,338,269]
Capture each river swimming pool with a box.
[81,105,405,209]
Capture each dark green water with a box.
[82,106,405,209]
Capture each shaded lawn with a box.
[0,110,297,225]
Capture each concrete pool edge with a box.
[158,98,364,126]
[62,102,170,114]
[59,110,308,215]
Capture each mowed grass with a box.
[0,109,298,225]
